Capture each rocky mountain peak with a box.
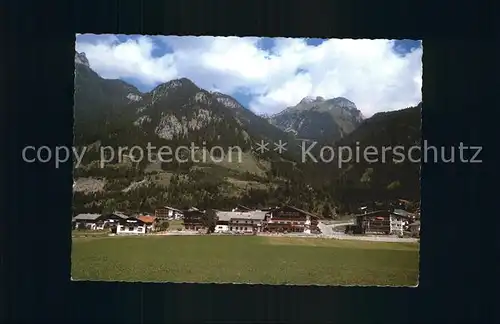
[328,97,365,121]
[299,96,325,105]
[177,77,198,87]
[156,78,197,91]
[150,77,200,101]
[212,92,244,110]
[75,51,90,67]
[328,97,357,109]
[268,95,365,142]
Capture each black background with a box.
[1,1,497,323]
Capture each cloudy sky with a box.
[75,34,422,117]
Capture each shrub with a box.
[157,221,170,231]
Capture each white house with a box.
[392,209,415,235]
[389,215,405,236]
[72,213,102,230]
[136,215,157,233]
[72,212,130,231]
[98,211,129,230]
[264,206,320,233]
[116,217,147,235]
[354,210,411,236]
[215,210,267,233]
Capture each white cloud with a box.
[76,35,422,117]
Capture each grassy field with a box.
[72,230,110,238]
[71,235,419,286]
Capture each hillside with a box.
[331,104,422,211]
[72,51,421,216]
[73,52,306,214]
[74,52,144,146]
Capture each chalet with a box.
[72,213,101,230]
[182,209,206,231]
[72,211,131,231]
[137,215,158,233]
[230,211,267,233]
[155,206,183,220]
[99,211,129,230]
[264,206,320,234]
[215,210,267,233]
[352,210,412,236]
[116,217,147,235]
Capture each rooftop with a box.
[216,210,267,222]
[73,213,101,221]
[392,209,414,218]
[137,215,157,224]
[112,211,129,219]
[162,206,183,212]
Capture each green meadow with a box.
[71,235,419,286]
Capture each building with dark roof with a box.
[72,213,127,230]
[351,209,413,235]
[154,206,184,220]
[182,209,206,231]
[264,206,321,234]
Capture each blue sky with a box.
[76,35,422,116]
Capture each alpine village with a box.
[72,51,421,240]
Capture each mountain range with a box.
[73,51,422,216]
[268,96,364,142]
